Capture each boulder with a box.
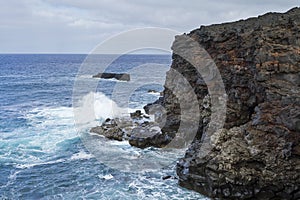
[90,111,169,148]
[128,122,170,148]
[90,118,125,141]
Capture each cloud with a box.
[0,0,298,53]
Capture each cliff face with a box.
[158,8,300,199]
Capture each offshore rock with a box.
[92,72,130,81]
[147,7,300,199]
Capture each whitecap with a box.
[15,159,66,169]
[98,174,113,180]
[70,151,94,161]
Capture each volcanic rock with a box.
[146,7,300,199]
[92,72,130,81]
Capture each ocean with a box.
[0,54,206,199]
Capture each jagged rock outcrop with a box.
[90,118,127,141]
[90,110,170,148]
[149,7,300,199]
[128,122,170,148]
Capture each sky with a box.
[0,0,298,53]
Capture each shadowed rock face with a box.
[152,7,300,199]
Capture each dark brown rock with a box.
[128,122,170,148]
[147,7,300,199]
[90,118,125,141]
[92,72,130,81]
[130,110,148,120]
[90,111,170,148]
[162,175,172,180]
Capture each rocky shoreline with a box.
[91,7,300,199]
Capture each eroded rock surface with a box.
[148,7,300,199]
[90,118,128,141]
[90,110,170,148]
[129,122,171,148]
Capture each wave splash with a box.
[73,92,130,128]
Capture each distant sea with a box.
[0,54,206,199]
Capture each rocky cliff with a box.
[154,7,300,199]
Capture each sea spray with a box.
[73,92,130,131]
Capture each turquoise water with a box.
[0,54,206,199]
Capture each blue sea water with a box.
[0,54,206,199]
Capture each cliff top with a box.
[190,7,300,35]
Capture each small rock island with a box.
[93,72,130,81]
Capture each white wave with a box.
[26,107,75,127]
[4,92,145,170]
[25,119,78,154]
[73,92,130,127]
[15,159,66,169]
[15,151,94,169]
[148,91,161,95]
[93,92,129,119]
[77,75,94,79]
[94,77,129,82]
[0,106,79,166]
[70,151,94,160]
[98,174,114,180]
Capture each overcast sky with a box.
[0,0,298,53]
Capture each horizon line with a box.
[0,52,172,55]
